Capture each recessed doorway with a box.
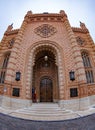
[32,48,59,103]
[40,77,53,102]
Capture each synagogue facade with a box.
[0,10,95,110]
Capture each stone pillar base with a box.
[0,95,3,107]
[59,97,90,111]
[1,96,32,109]
[79,97,90,110]
[89,95,95,106]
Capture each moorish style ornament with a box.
[34,24,57,38]
[8,38,15,48]
[76,36,85,46]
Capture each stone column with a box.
[58,59,64,97]
[5,20,28,83]
[60,10,89,110]
[25,52,33,99]
[2,15,32,108]
[60,11,86,83]
[5,11,32,85]
[4,18,28,108]
[57,50,65,107]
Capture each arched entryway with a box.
[25,41,65,104]
[40,77,53,102]
[32,48,59,103]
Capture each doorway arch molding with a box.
[25,40,65,101]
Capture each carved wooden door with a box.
[40,78,53,102]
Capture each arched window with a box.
[0,53,10,83]
[85,70,94,83]
[82,52,91,67]
[81,51,94,83]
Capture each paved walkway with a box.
[0,112,95,130]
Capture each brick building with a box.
[0,10,95,110]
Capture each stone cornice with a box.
[72,27,89,33]
[24,13,67,23]
[4,29,19,36]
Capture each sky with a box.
[0,0,95,42]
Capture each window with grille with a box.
[70,88,78,97]
[85,70,94,83]
[12,88,20,97]
[81,52,94,83]
[0,53,10,83]
[82,52,91,67]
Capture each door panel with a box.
[40,85,46,102]
[40,78,53,102]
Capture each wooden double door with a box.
[40,77,53,102]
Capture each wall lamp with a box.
[69,70,75,81]
[15,71,21,81]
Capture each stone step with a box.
[18,110,69,114]
[21,103,60,109]
[16,103,68,114]
[10,112,79,121]
[14,110,71,115]
[17,107,70,114]
[30,103,59,108]
[11,112,72,117]
[24,107,61,110]
[8,103,79,121]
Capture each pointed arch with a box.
[25,40,65,101]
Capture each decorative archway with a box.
[32,48,58,102]
[25,40,65,103]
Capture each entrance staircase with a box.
[9,103,79,121]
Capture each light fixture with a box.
[44,56,48,61]
[15,71,21,81]
[69,71,75,81]
[4,86,7,92]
